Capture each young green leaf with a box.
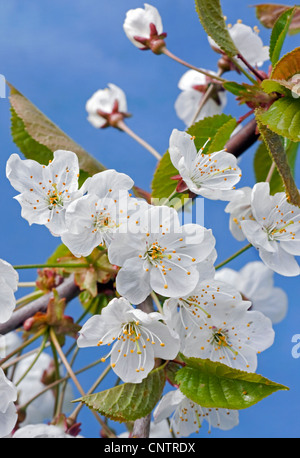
[194,0,238,57]
[74,364,166,422]
[254,138,298,195]
[256,96,300,143]
[255,113,300,206]
[8,82,106,175]
[269,7,296,66]
[175,358,288,410]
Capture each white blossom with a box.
[0,259,19,324]
[241,182,300,277]
[61,169,139,257]
[123,3,166,52]
[153,389,239,437]
[224,186,253,241]
[175,70,227,127]
[215,262,288,324]
[0,368,18,438]
[11,352,73,426]
[6,151,81,236]
[0,332,22,359]
[163,280,275,372]
[77,297,180,383]
[169,129,242,200]
[86,84,129,128]
[208,22,269,68]
[108,205,216,304]
[12,424,79,438]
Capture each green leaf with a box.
[261,79,291,96]
[46,244,73,265]
[254,138,298,194]
[175,358,288,410]
[151,150,186,203]
[255,113,300,206]
[255,4,300,35]
[9,83,106,175]
[269,7,296,66]
[151,114,237,201]
[74,364,166,422]
[194,0,238,57]
[256,96,300,143]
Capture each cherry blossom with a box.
[241,182,300,277]
[175,69,227,126]
[61,169,139,257]
[86,84,130,128]
[0,368,18,438]
[11,352,73,427]
[153,389,239,437]
[12,424,80,438]
[77,297,180,383]
[6,151,81,236]
[169,129,242,200]
[0,259,19,325]
[108,205,216,303]
[123,3,167,54]
[163,280,275,372]
[224,186,253,241]
[215,262,288,324]
[208,22,269,68]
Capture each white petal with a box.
[153,389,185,423]
[77,315,114,348]
[259,245,300,276]
[169,128,197,170]
[6,154,44,194]
[241,219,276,252]
[123,3,163,48]
[116,257,152,304]
[0,259,18,292]
[0,402,17,438]
[81,169,134,197]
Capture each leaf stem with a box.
[15,331,48,386]
[190,68,225,125]
[117,120,162,161]
[13,263,91,270]
[237,53,264,82]
[229,57,258,85]
[49,328,116,437]
[162,48,227,83]
[215,243,252,270]
[150,291,164,314]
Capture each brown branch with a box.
[132,414,151,438]
[0,275,79,336]
[225,118,259,158]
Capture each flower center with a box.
[94,210,117,233]
[46,184,64,210]
[211,327,231,348]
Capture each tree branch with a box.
[0,275,79,335]
[225,118,259,158]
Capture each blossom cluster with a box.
[0,1,298,440]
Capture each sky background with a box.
[0,0,299,439]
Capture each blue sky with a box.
[0,0,299,438]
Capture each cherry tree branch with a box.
[0,275,79,336]
[225,118,259,158]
